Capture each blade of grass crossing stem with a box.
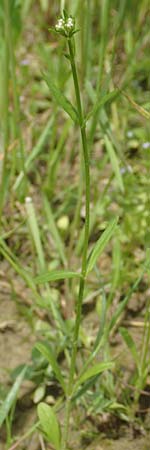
[0,366,27,428]
[13,116,54,191]
[104,135,124,192]
[25,197,45,271]
[43,195,67,267]
[36,342,66,392]
[87,217,118,274]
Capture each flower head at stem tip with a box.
[55,13,75,37]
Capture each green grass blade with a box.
[0,366,27,428]
[43,195,67,267]
[86,89,118,123]
[119,327,140,371]
[93,290,107,353]
[86,217,118,274]
[35,270,82,284]
[104,135,124,192]
[25,197,45,271]
[13,116,54,191]
[36,342,66,392]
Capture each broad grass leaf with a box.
[0,366,27,428]
[37,402,61,450]
[75,362,113,390]
[43,73,79,123]
[35,342,66,392]
[120,327,139,370]
[104,135,124,192]
[87,217,118,274]
[35,270,82,284]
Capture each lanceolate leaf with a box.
[35,270,82,284]
[38,403,61,450]
[43,73,79,123]
[36,342,66,392]
[86,217,118,274]
[0,366,27,428]
[75,362,114,390]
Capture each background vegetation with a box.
[0,1,150,449]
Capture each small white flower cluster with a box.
[55,18,65,32]
[65,17,74,30]
[55,15,75,37]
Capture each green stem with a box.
[0,0,9,225]
[61,37,90,450]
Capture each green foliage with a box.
[38,402,61,450]
[87,217,118,274]
[43,73,79,123]
[35,342,66,392]
[0,367,26,428]
[0,1,150,448]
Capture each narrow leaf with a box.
[36,342,66,392]
[87,217,118,274]
[35,270,82,284]
[44,196,67,267]
[75,362,113,390]
[43,73,79,123]
[104,135,124,192]
[38,402,61,450]
[93,290,107,353]
[86,90,118,122]
[122,90,150,119]
[120,327,139,370]
[0,366,27,428]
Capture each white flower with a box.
[66,17,74,29]
[55,18,65,31]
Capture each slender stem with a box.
[0,0,9,225]
[61,37,90,450]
